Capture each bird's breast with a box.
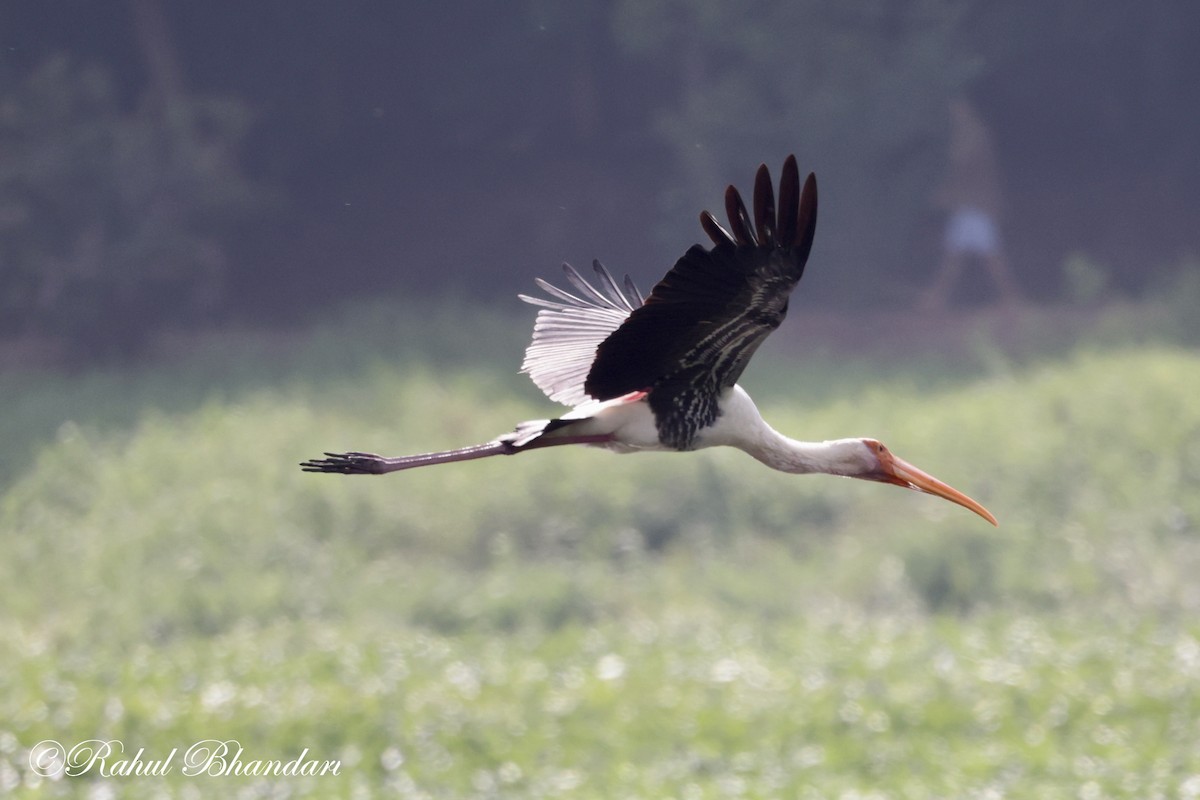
[689,385,768,451]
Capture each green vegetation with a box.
[2,302,1199,797]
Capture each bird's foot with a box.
[299,451,388,475]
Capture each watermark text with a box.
[29,739,341,779]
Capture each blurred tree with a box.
[0,53,270,358]
[967,0,1200,299]
[3,0,1197,329]
[612,0,979,304]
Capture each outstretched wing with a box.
[585,156,818,404]
[518,154,818,447]
[518,260,645,407]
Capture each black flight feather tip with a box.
[581,156,818,407]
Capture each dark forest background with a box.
[2,0,1198,359]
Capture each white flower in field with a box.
[793,745,825,768]
[498,761,523,784]
[87,783,117,800]
[595,653,626,681]
[472,769,496,792]
[380,746,404,771]
[443,661,480,699]
[1175,635,1200,676]
[199,681,236,713]
[710,657,741,683]
[865,710,890,733]
[0,760,19,794]
[550,769,582,792]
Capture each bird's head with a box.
[851,438,997,526]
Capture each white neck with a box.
[701,386,873,476]
[745,430,870,476]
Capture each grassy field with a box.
[2,301,1199,798]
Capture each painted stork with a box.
[301,156,997,525]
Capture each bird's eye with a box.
[877,443,887,453]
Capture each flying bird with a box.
[301,156,997,525]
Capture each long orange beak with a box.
[876,451,998,526]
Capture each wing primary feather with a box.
[523,263,642,315]
[520,262,642,406]
[562,262,620,309]
[519,293,571,310]
[533,272,594,307]
[700,210,736,248]
[591,260,635,311]
[753,163,776,246]
[795,172,819,260]
[777,155,800,246]
[624,274,645,306]
[724,185,757,246]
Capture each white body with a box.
[547,385,874,476]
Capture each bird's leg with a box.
[300,432,616,475]
[300,442,515,474]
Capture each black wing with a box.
[582,156,817,445]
